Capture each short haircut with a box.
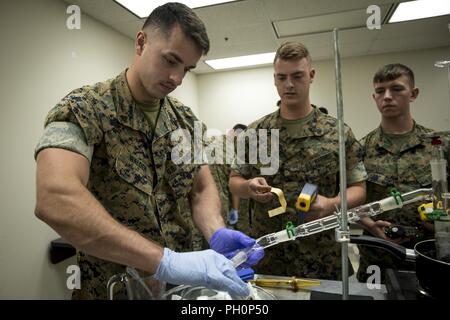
[233,124,247,131]
[373,63,415,87]
[274,42,311,65]
[142,2,210,55]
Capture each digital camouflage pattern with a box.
[235,198,252,235]
[208,135,253,232]
[39,70,205,299]
[35,121,94,162]
[232,106,367,280]
[208,135,233,224]
[357,122,450,282]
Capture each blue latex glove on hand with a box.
[153,248,249,297]
[237,267,255,281]
[210,228,264,269]
[227,208,239,225]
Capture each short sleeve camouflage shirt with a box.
[231,106,367,280]
[37,70,205,299]
[357,122,450,282]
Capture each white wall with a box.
[0,0,198,299]
[198,67,277,133]
[198,46,450,138]
[0,0,132,300]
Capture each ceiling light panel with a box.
[389,0,450,23]
[115,0,238,19]
[205,52,276,70]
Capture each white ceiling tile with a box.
[273,5,390,38]
[62,0,450,74]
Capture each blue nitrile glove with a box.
[227,208,239,225]
[153,248,249,297]
[237,267,255,281]
[210,228,264,269]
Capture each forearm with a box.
[331,181,366,209]
[36,182,163,274]
[191,166,225,242]
[35,149,163,274]
[358,216,374,229]
[229,172,251,199]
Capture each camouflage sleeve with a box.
[170,97,210,165]
[443,135,450,167]
[345,126,367,184]
[347,161,368,184]
[45,89,103,145]
[230,124,258,178]
[204,135,228,165]
[230,135,245,175]
[231,158,254,179]
[34,121,94,162]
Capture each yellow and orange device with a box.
[296,183,318,212]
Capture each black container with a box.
[351,236,450,299]
[414,239,450,298]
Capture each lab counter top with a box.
[253,275,388,300]
[49,238,389,300]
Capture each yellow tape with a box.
[268,187,287,217]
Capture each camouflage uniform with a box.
[235,198,252,236]
[357,122,450,282]
[35,70,205,299]
[208,135,232,224]
[232,106,367,280]
[208,135,253,233]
